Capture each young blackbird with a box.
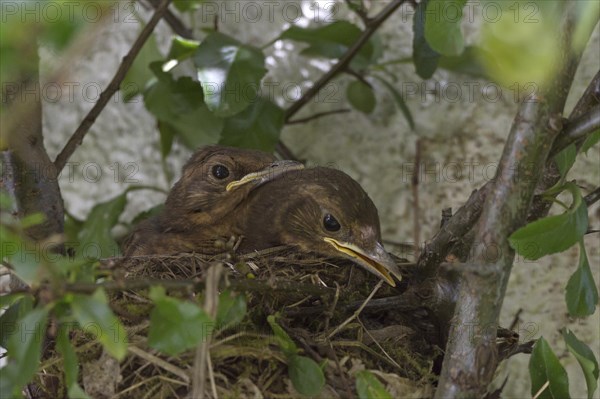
[235,167,402,286]
[122,145,303,256]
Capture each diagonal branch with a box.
[283,0,406,122]
[54,0,173,172]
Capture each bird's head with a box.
[165,145,303,228]
[241,167,402,286]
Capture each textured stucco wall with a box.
[40,1,599,397]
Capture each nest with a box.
[32,247,456,398]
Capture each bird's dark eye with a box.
[212,164,230,179]
[323,214,341,232]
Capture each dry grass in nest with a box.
[34,248,443,398]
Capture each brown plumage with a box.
[235,167,402,286]
[122,145,303,256]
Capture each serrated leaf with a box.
[216,290,246,330]
[77,192,128,259]
[413,0,440,78]
[424,0,467,56]
[509,183,588,260]
[57,325,90,399]
[529,337,570,399]
[565,242,598,317]
[267,315,297,357]
[554,144,577,178]
[71,289,127,360]
[280,21,377,70]
[373,75,414,129]
[356,370,393,399]
[121,33,162,102]
[581,129,600,155]
[148,286,213,356]
[288,355,325,397]
[3,307,48,397]
[562,328,598,399]
[347,80,376,114]
[219,97,283,152]
[194,32,266,117]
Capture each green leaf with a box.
[77,192,128,259]
[288,355,325,397]
[413,0,440,78]
[562,328,599,399]
[356,370,393,399]
[3,307,48,396]
[372,75,415,130]
[219,97,284,152]
[71,289,128,361]
[280,21,377,70]
[0,295,33,348]
[158,122,176,158]
[131,204,165,226]
[267,315,297,357]
[479,2,561,89]
[509,183,588,260]
[57,325,90,399]
[424,0,467,56]
[529,337,570,399]
[347,80,376,114]
[194,32,266,117]
[565,242,598,317]
[144,67,223,148]
[148,286,213,356]
[554,144,577,178]
[216,290,247,330]
[165,36,201,71]
[438,46,491,78]
[121,33,162,102]
[581,129,600,155]
[174,0,203,12]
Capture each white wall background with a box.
[39,1,599,397]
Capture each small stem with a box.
[286,109,351,125]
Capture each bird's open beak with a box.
[226,160,304,191]
[323,238,402,286]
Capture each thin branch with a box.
[286,109,351,125]
[585,187,600,207]
[345,68,372,88]
[344,0,371,25]
[145,0,194,39]
[550,104,600,156]
[412,139,421,260]
[54,0,173,172]
[283,0,406,122]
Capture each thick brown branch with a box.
[434,4,591,396]
[54,0,173,172]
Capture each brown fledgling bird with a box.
[122,145,303,256]
[235,167,402,286]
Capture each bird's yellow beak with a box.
[323,238,402,286]
[226,160,304,191]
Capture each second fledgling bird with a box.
[235,167,402,286]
